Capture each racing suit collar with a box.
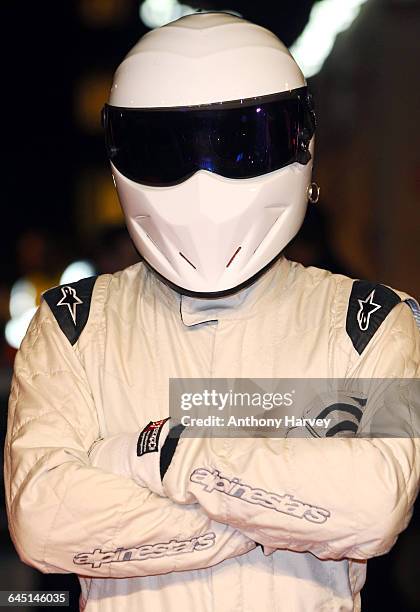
[178,256,291,326]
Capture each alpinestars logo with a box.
[191,468,330,524]
[357,290,381,331]
[56,286,83,325]
[73,532,216,568]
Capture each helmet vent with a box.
[179,252,197,270]
[144,232,159,250]
[226,246,242,268]
[134,218,172,265]
[252,217,280,255]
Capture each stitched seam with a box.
[10,415,85,506]
[11,387,87,442]
[41,473,74,574]
[108,488,141,578]
[330,276,343,376]
[11,409,58,441]
[14,368,85,381]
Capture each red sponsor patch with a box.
[137,418,170,456]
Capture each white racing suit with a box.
[4,256,420,611]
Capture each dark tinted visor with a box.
[103,86,315,187]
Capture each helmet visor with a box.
[103,86,315,187]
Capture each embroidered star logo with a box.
[56,286,83,325]
[357,290,381,331]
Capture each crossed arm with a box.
[4,302,255,578]
[5,300,420,578]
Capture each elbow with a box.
[350,491,414,560]
[6,476,60,575]
[350,439,419,559]
[8,502,50,574]
[13,538,49,575]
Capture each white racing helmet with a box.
[103,12,316,296]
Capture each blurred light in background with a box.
[76,170,124,236]
[60,260,96,284]
[9,279,37,320]
[290,0,368,78]
[78,0,130,27]
[6,279,38,349]
[139,0,197,29]
[5,307,38,350]
[75,73,113,132]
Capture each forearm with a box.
[5,435,255,577]
[160,434,419,560]
[5,306,255,579]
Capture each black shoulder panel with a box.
[43,276,97,345]
[346,280,401,355]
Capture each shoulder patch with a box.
[346,280,401,355]
[43,276,97,345]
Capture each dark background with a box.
[1,0,419,610]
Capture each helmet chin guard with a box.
[112,154,313,296]
[105,13,316,295]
